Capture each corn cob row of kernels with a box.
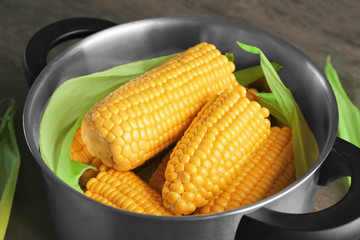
[81,42,239,172]
[197,126,294,215]
[161,86,271,215]
[227,128,294,210]
[84,191,117,208]
[265,145,296,198]
[100,170,172,215]
[85,169,173,215]
[244,140,293,206]
[86,178,146,214]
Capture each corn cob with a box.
[85,168,173,216]
[149,150,171,194]
[162,86,271,215]
[197,126,294,215]
[81,42,239,171]
[71,127,102,189]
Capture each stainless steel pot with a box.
[23,17,360,240]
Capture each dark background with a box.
[1,0,358,239]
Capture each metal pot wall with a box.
[23,17,360,240]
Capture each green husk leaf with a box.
[257,92,288,126]
[237,41,319,178]
[39,54,177,192]
[234,61,282,87]
[225,52,235,63]
[325,56,360,148]
[0,99,20,239]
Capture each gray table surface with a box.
[1,0,359,239]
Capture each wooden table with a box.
[1,0,359,239]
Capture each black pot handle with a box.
[23,17,117,86]
[237,137,360,240]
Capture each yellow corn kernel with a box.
[197,126,295,215]
[148,150,171,194]
[81,42,239,171]
[162,86,271,215]
[99,164,111,172]
[85,168,173,216]
[70,127,102,189]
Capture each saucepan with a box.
[22,17,360,239]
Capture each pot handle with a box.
[236,137,360,240]
[23,17,117,86]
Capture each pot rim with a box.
[23,16,339,220]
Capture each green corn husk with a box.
[225,51,283,88]
[325,57,360,185]
[234,62,282,87]
[0,99,20,239]
[325,56,360,148]
[225,52,235,63]
[236,41,319,178]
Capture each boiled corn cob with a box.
[197,126,294,215]
[85,168,173,216]
[81,42,239,171]
[149,150,171,194]
[162,86,271,215]
[70,127,102,189]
